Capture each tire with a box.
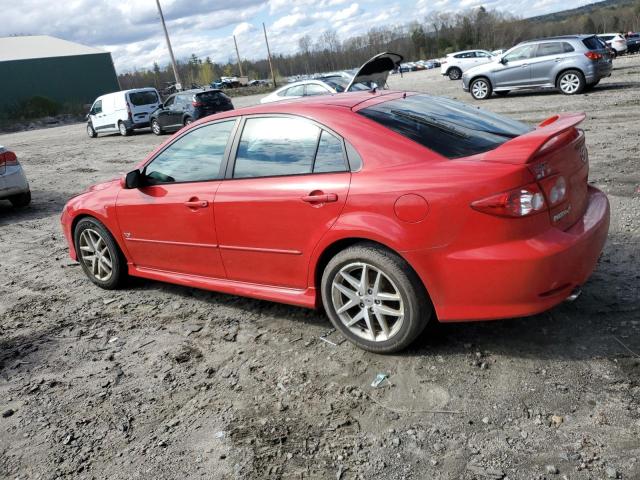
[86,122,97,138]
[183,116,193,126]
[448,67,462,80]
[151,119,163,135]
[470,78,492,100]
[118,121,131,136]
[74,217,127,290]
[321,243,431,353]
[9,191,31,208]
[557,70,585,95]
[495,90,510,96]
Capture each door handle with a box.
[521,64,529,67]
[184,199,209,209]
[301,193,338,203]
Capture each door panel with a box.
[214,173,350,289]
[494,44,536,87]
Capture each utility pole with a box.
[263,23,277,88]
[233,35,244,77]
[155,0,182,91]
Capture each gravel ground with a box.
[1,55,639,480]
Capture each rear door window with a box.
[305,84,331,96]
[128,91,159,106]
[536,42,570,56]
[358,94,532,159]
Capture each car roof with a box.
[448,49,490,55]
[521,34,594,43]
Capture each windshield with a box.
[358,94,532,159]
[128,90,159,106]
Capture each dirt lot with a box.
[1,55,639,480]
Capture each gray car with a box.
[462,35,612,100]
[0,146,31,207]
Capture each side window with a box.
[284,85,305,97]
[475,51,491,58]
[504,44,536,62]
[234,117,320,178]
[145,121,235,183]
[536,42,566,57]
[305,84,330,96]
[314,131,346,173]
[562,42,575,53]
[164,96,175,108]
[93,100,102,114]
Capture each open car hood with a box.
[346,52,403,92]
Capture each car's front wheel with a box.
[87,122,97,138]
[183,117,193,126]
[470,78,492,100]
[151,119,163,135]
[448,67,462,80]
[74,217,126,289]
[321,243,431,353]
[557,70,585,95]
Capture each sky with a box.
[1,0,599,73]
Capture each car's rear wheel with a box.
[86,122,97,138]
[151,119,163,135]
[74,217,126,289]
[470,78,492,100]
[9,191,31,207]
[557,70,585,95]
[448,67,462,80]
[321,243,431,353]
[118,121,130,136]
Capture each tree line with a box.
[118,1,640,91]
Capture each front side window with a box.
[504,44,537,62]
[358,94,532,159]
[145,121,235,183]
[164,96,175,108]
[305,83,331,96]
[93,100,102,114]
[475,51,492,58]
[284,85,304,97]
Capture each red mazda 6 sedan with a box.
[61,91,610,353]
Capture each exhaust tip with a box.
[565,287,582,303]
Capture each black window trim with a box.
[140,117,240,186]
[223,113,353,181]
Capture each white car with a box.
[86,88,161,137]
[260,52,403,104]
[597,33,627,56]
[440,50,494,80]
[0,146,30,208]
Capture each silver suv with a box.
[462,35,612,100]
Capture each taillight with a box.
[192,101,203,107]
[471,182,546,218]
[126,103,132,121]
[584,51,602,61]
[539,175,567,206]
[0,151,19,167]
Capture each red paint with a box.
[61,91,610,322]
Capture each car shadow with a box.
[498,80,640,99]
[0,189,72,226]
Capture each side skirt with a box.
[129,265,319,309]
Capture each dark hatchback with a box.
[150,89,234,135]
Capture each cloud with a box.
[272,13,311,30]
[233,22,255,36]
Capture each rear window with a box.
[358,94,532,159]
[196,91,226,103]
[583,36,604,50]
[128,91,159,106]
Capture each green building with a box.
[0,35,120,115]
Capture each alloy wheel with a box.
[87,124,95,137]
[119,123,127,135]
[152,120,161,135]
[331,262,404,342]
[78,228,113,282]
[472,80,490,99]
[560,73,580,94]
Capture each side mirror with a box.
[124,169,142,189]
[500,57,508,64]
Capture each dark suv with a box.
[150,89,234,135]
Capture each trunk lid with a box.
[346,52,403,92]
[482,113,589,230]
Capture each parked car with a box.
[87,88,161,138]
[61,90,609,353]
[440,50,494,80]
[462,35,613,100]
[261,52,403,103]
[248,79,270,87]
[150,89,233,135]
[597,33,627,56]
[624,32,640,53]
[0,146,30,207]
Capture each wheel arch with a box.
[71,212,130,264]
[555,67,585,87]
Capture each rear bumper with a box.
[0,166,30,199]
[405,186,610,322]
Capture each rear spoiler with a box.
[485,113,586,164]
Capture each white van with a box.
[86,88,161,138]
